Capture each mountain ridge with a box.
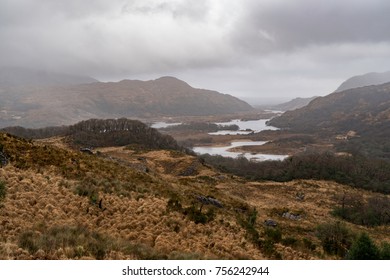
[335,71,390,92]
[0,75,253,128]
[268,96,319,111]
[269,82,390,130]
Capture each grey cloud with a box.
[232,0,390,53]
[1,0,390,103]
[122,0,210,21]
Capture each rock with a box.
[282,212,301,221]
[264,219,278,227]
[196,195,223,208]
[79,147,93,154]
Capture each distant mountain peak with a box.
[335,71,390,92]
[153,76,191,87]
[155,76,183,82]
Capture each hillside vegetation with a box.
[268,83,390,159]
[0,126,389,260]
[2,118,181,151]
[201,152,390,194]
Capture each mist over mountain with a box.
[0,74,253,128]
[267,96,319,111]
[0,67,98,88]
[335,71,390,92]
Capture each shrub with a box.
[18,231,39,254]
[264,227,282,243]
[184,206,215,224]
[333,193,390,226]
[302,238,317,251]
[316,221,354,257]
[166,196,183,212]
[346,233,380,260]
[237,208,260,244]
[380,242,390,260]
[282,237,298,247]
[18,225,110,259]
[75,184,99,205]
[167,195,216,224]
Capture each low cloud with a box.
[1,0,390,103]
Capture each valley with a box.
[1,69,390,261]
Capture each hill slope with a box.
[269,83,390,133]
[268,83,390,158]
[1,131,389,260]
[335,71,390,92]
[0,76,253,128]
[1,118,181,151]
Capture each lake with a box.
[151,118,288,161]
[193,141,288,161]
[209,119,279,135]
[151,121,182,129]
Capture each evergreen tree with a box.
[347,233,380,260]
[380,242,390,260]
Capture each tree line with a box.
[1,118,182,151]
[200,151,390,194]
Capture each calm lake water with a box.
[193,141,288,161]
[152,119,288,161]
[150,122,182,129]
[209,119,279,135]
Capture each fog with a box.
[1,0,390,104]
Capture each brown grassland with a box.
[0,132,388,260]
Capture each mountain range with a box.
[0,68,253,128]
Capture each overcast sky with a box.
[1,0,390,104]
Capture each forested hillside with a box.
[1,118,181,151]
